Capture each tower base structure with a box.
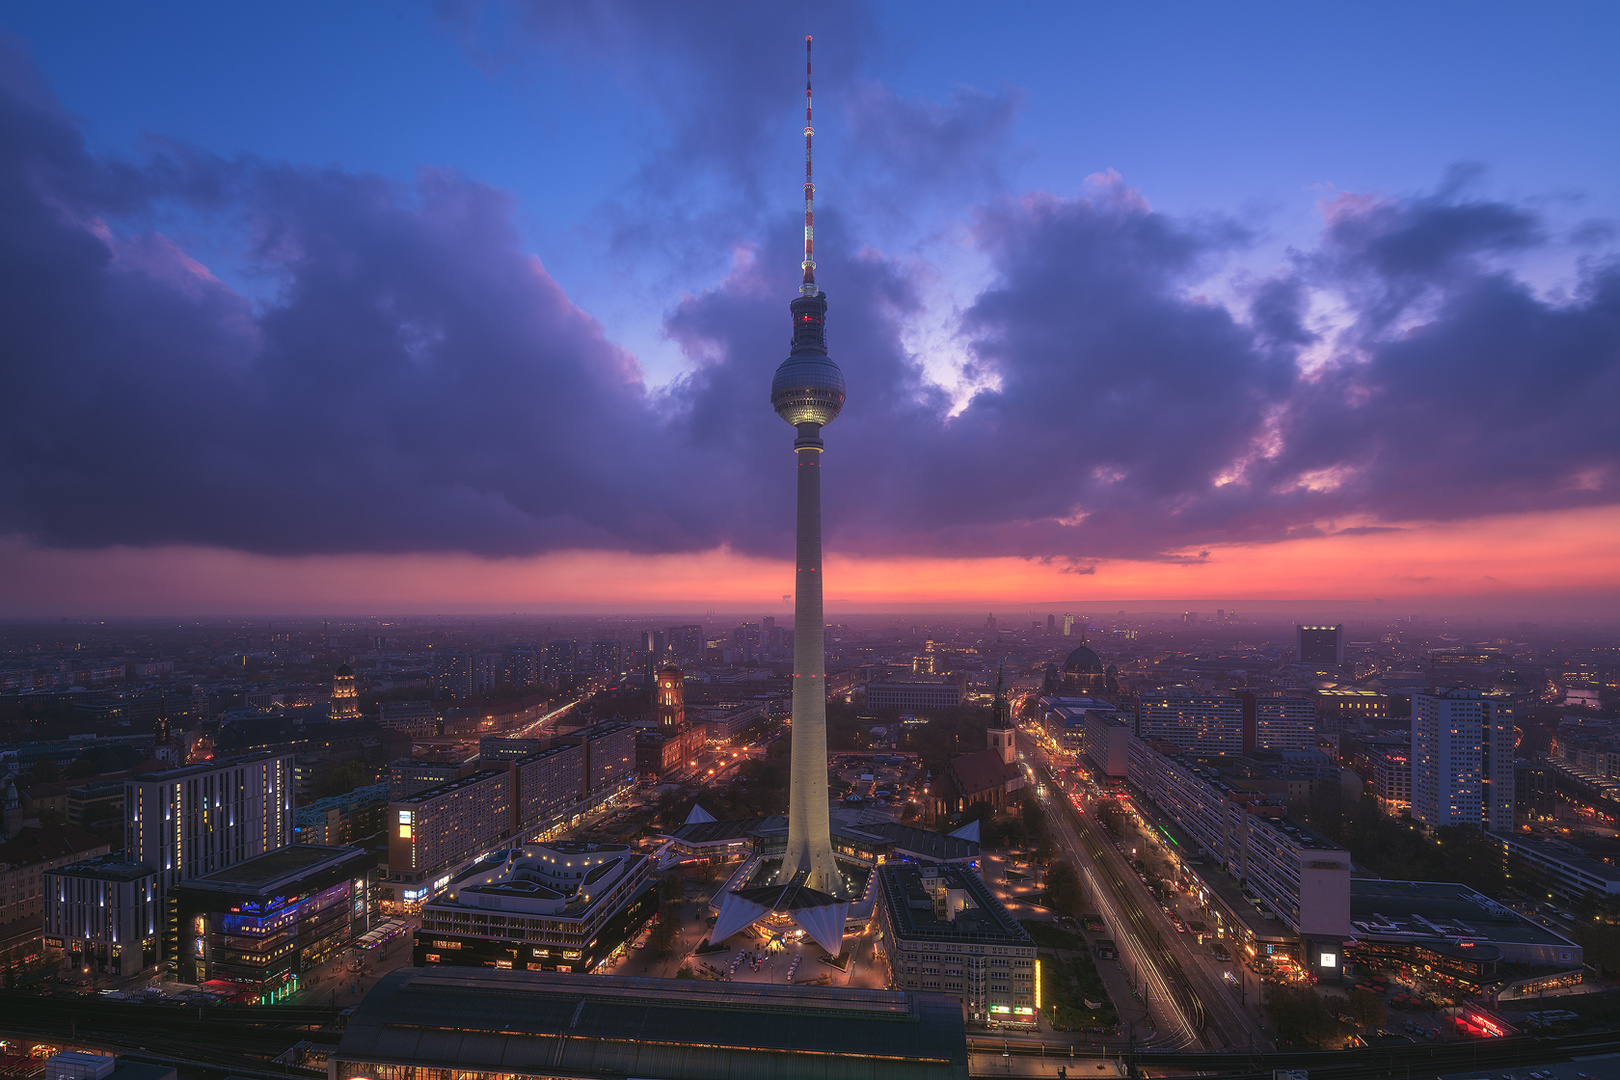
[711,870,849,955]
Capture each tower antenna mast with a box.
[801,34,816,295]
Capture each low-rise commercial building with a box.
[43,856,159,978]
[413,841,655,974]
[331,966,970,1080]
[165,844,371,1001]
[1496,831,1620,903]
[1347,879,1583,995]
[874,862,1037,1027]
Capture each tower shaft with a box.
[780,421,840,894]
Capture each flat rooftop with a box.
[1351,879,1578,949]
[56,856,153,883]
[336,967,967,1080]
[877,863,1033,947]
[188,844,362,890]
[392,768,505,805]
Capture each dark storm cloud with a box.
[0,43,686,556]
[3,33,1619,566]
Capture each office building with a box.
[479,736,548,761]
[874,862,1037,1027]
[43,856,159,978]
[1410,688,1516,832]
[331,967,969,1080]
[1062,614,1073,637]
[1127,736,1350,978]
[1137,694,1246,755]
[1296,625,1344,667]
[866,679,962,712]
[124,754,294,894]
[414,841,656,974]
[1315,687,1390,720]
[166,844,371,999]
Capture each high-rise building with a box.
[1244,694,1318,752]
[503,644,539,687]
[329,662,360,722]
[1410,688,1516,832]
[124,754,294,893]
[542,640,576,690]
[1047,613,1056,634]
[1062,614,1074,637]
[590,639,622,673]
[433,653,474,698]
[638,629,667,659]
[1297,625,1345,667]
[667,625,703,661]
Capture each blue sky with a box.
[1,1,1618,614]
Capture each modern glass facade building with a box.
[165,843,370,1001]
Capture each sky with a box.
[1,1,1617,618]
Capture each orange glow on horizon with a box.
[1,502,1617,616]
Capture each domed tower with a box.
[773,36,844,898]
[330,662,360,722]
[1060,641,1108,694]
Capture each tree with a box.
[1045,861,1085,917]
[1264,981,1340,1047]
[648,910,680,953]
[1344,987,1387,1031]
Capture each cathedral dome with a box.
[1062,646,1104,675]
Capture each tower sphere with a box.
[771,293,845,427]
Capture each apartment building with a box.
[1410,689,1516,832]
[1137,695,1246,755]
[1127,737,1350,979]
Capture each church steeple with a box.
[991,663,1012,730]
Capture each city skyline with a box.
[2,3,1619,618]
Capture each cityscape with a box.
[1,5,1619,1080]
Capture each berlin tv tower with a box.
[771,35,846,896]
